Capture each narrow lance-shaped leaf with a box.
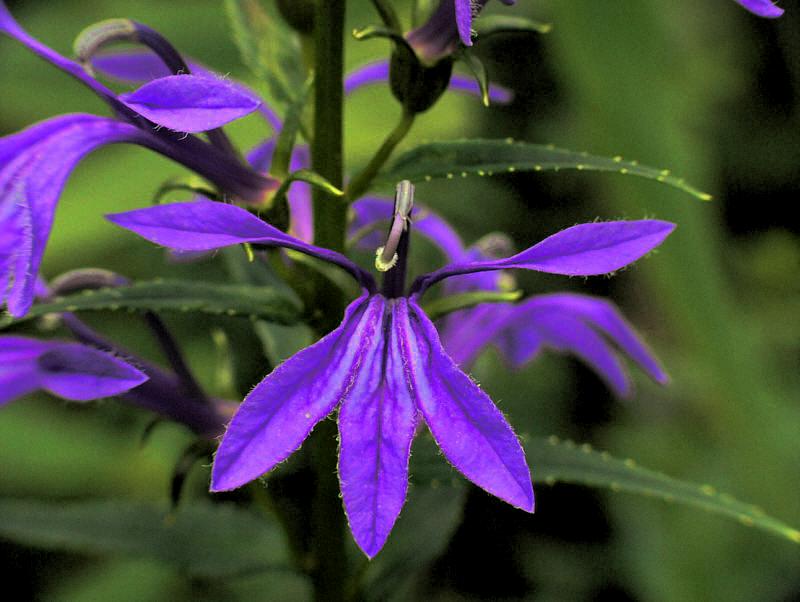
[411,434,800,545]
[0,279,302,328]
[224,0,305,107]
[0,499,292,578]
[375,139,712,200]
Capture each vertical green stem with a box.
[309,2,348,601]
[312,0,347,253]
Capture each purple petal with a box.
[735,0,784,17]
[345,61,390,94]
[90,49,213,83]
[413,220,676,294]
[338,298,418,557]
[211,295,381,491]
[37,343,148,401]
[439,303,517,367]
[520,309,632,397]
[454,0,475,46]
[287,145,314,242]
[399,298,534,511]
[521,294,668,384]
[92,49,283,132]
[0,3,115,100]
[0,336,49,405]
[1,114,142,317]
[106,201,374,290]
[119,75,261,132]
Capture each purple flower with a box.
[107,195,674,557]
[349,198,668,397]
[0,336,147,405]
[0,4,275,317]
[407,0,516,62]
[734,0,784,17]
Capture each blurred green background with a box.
[1,0,798,600]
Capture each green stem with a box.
[308,2,348,602]
[346,110,415,202]
[312,0,346,253]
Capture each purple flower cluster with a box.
[0,0,701,558]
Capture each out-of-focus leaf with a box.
[0,280,301,328]
[474,15,553,37]
[375,139,711,200]
[412,435,800,545]
[269,75,313,181]
[0,499,292,578]
[224,0,304,107]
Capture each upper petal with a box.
[0,114,142,317]
[107,201,375,290]
[338,297,418,557]
[412,220,676,294]
[211,295,383,491]
[398,298,534,512]
[119,75,261,133]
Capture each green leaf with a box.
[0,279,302,328]
[224,0,304,108]
[421,289,523,321]
[375,139,712,200]
[412,435,800,545]
[269,75,313,181]
[457,49,491,107]
[474,15,553,37]
[0,499,291,578]
[272,169,345,204]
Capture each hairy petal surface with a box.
[734,0,784,17]
[120,75,261,132]
[0,336,147,405]
[0,114,142,317]
[211,295,382,491]
[107,201,375,290]
[338,298,418,558]
[399,299,534,511]
[412,220,676,294]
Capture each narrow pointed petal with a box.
[521,310,631,397]
[90,49,206,83]
[454,0,475,46]
[0,336,49,405]
[0,3,115,100]
[735,0,784,18]
[0,114,142,317]
[339,299,418,557]
[211,296,382,491]
[399,299,534,511]
[412,220,676,294]
[439,303,516,367]
[37,344,148,401]
[524,294,668,384]
[119,75,261,132]
[107,201,375,289]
